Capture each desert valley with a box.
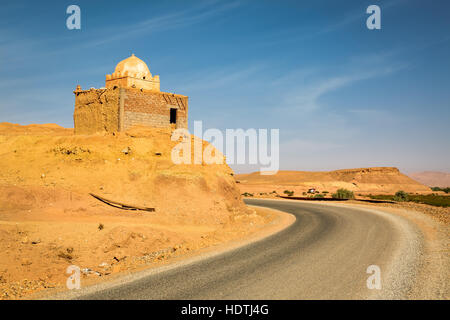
[1,2,449,303]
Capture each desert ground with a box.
[236,167,432,197]
[0,122,448,299]
[236,168,449,225]
[0,122,285,299]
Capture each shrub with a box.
[431,187,450,193]
[332,188,354,199]
[283,190,294,196]
[242,192,254,197]
[322,191,329,194]
[394,190,409,202]
[314,194,325,198]
[368,193,449,207]
[98,223,104,231]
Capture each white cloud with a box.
[284,64,406,112]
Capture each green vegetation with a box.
[322,191,329,194]
[314,194,325,198]
[368,192,450,208]
[283,190,295,197]
[332,188,355,199]
[431,187,450,193]
[393,190,409,202]
[241,192,254,197]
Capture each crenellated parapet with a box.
[105,54,160,91]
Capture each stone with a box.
[121,147,131,155]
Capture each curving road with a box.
[73,199,424,299]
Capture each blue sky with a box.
[1,0,449,173]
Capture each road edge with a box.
[43,205,296,300]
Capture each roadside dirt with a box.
[0,205,290,300]
[340,201,449,299]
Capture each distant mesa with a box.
[236,167,432,194]
[408,171,450,188]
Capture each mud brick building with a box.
[73,54,188,134]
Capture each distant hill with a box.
[408,171,450,188]
[236,167,431,195]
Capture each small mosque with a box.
[73,54,188,134]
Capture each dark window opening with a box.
[170,108,177,124]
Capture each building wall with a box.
[105,76,160,91]
[122,88,188,131]
[73,87,188,134]
[73,88,120,135]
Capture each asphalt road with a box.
[75,199,423,299]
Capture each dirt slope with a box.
[408,171,450,188]
[0,122,272,299]
[236,167,431,195]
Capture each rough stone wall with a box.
[73,88,120,135]
[105,76,160,91]
[122,88,188,131]
[74,87,188,134]
[124,111,169,130]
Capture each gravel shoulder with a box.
[342,201,449,299]
[42,206,295,300]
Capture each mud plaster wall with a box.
[74,88,120,135]
[123,88,188,131]
[74,88,188,134]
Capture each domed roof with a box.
[114,54,151,79]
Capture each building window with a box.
[170,108,177,124]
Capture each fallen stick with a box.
[89,193,155,212]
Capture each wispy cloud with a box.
[0,0,242,63]
[81,0,241,48]
[173,64,262,92]
[283,63,407,112]
[253,0,407,48]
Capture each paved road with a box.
[75,199,423,299]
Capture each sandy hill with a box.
[0,122,272,299]
[236,167,431,195]
[408,171,450,188]
[0,122,246,221]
